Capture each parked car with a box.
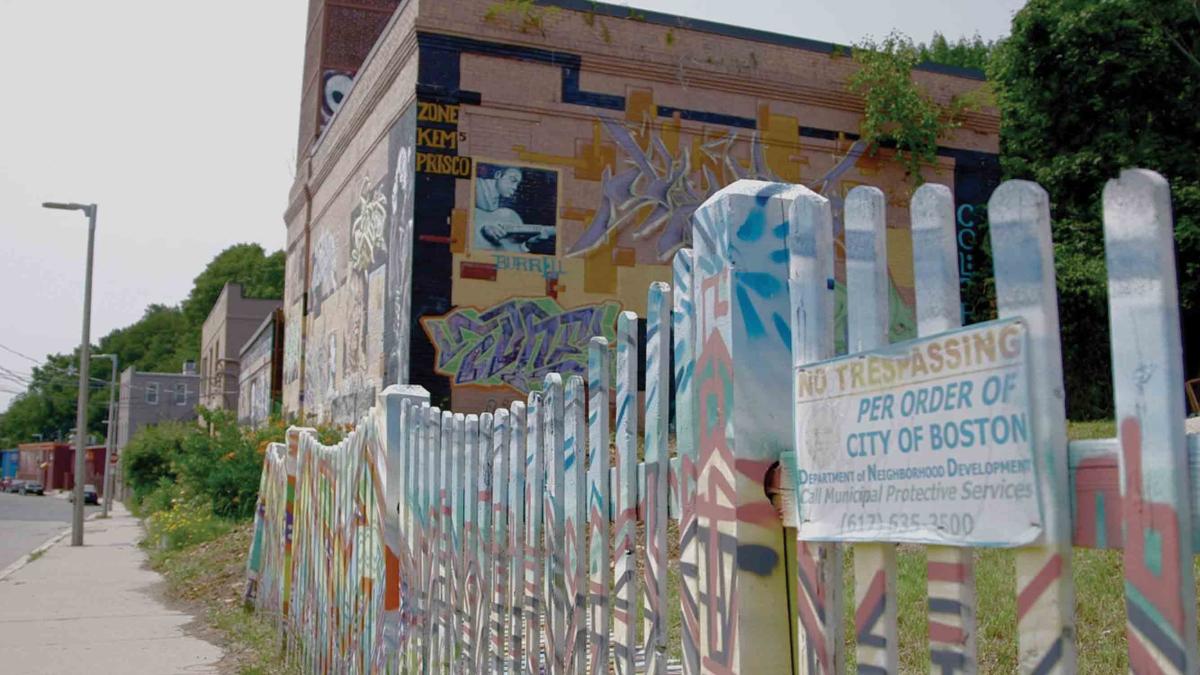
[6,480,25,494]
[20,481,44,496]
[69,485,99,505]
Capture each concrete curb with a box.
[0,510,106,582]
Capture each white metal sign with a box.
[793,318,1043,546]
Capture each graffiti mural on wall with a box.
[321,70,354,133]
[565,117,870,261]
[566,118,778,260]
[301,106,415,421]
[420,298,621,391]
[238,327,275,428]
[471,161,558,255]
[283,313,301,385]
[346,175,388,380]
[383,106,417,387]
[310,231,339,317]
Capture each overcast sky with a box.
[0,0,1024,413]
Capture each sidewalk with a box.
[0,502,224,674]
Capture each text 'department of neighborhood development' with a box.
[793,318,1043,546]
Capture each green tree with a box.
[0,243,284,445]
[849,33,977,181]
[990,0,1200,419]
[178,244,285,362]
[0,352,113,447]
[97,304,191,374]
[918,32,997,71]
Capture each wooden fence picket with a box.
[587,337,612,675]
[845,185,900,674]
[463,412,480,670]
[451,412,466,669]
[509,401,527,674]
[989,180,1077,674]
[912,183,978,673]
[786,182,842,674]
[245,171,1200,675]
[671,249,701,675]
[490,409,509,674]
[614,311,640,675]
[564,375,587,675]
[1103,169,1198,674]
[424,406,441,672]
[544,374,568,674]
[439,410,454,672]
[644,281,671,675]
[525,392,545,674]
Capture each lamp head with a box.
[42,202,95,217]
[43,202,85,211]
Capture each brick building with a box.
[199,283,283,413]
[282,0,1000,421]
[16,443,106,493]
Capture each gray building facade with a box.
[200,283,283,413]
[237,309,284,428]
[116,364,201,452]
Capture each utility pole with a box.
[44,201,97,547]
[94,353,118,518]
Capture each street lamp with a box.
[43,201,97,547]
[93,353,117,518]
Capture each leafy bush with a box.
[124,408,346,524]
[145,488,232,551]
[849,33,978,182]
[123,422,190,504]
[990,0,1200,417]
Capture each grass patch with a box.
[27,548,46,563]
[1067,419,1116,441]
[149,522,296,675]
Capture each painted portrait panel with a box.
[471,161,559,256]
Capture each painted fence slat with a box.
[644,281,671,675]
[786,183,842,674]
[587,337,612,675]
[425,406,441,672]
[509,401,527,674]
[487,410,506,672]
[246,173,1197,675]
[912,183,978,674]
[451,412,467,670]
[544,374,567,675]
[989,180,1076,674]
[694,181,817,673]
[410,402,428,671]
[672,249,701,675]
[845,186,900,675]
[463,412,480,672]
[1103,169,1198,674]
[440,410,455,672]
[525,392,545,674]
[613,311,640,675]
[564,375,587,675]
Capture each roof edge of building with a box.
[534,0,987,81]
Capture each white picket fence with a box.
[247,169,1199,674]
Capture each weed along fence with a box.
[245,169,1200,674]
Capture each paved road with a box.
[0,492,101,570]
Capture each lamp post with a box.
[94,353,117,518]
[43,201,97,547]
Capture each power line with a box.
[0,342,43,365]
